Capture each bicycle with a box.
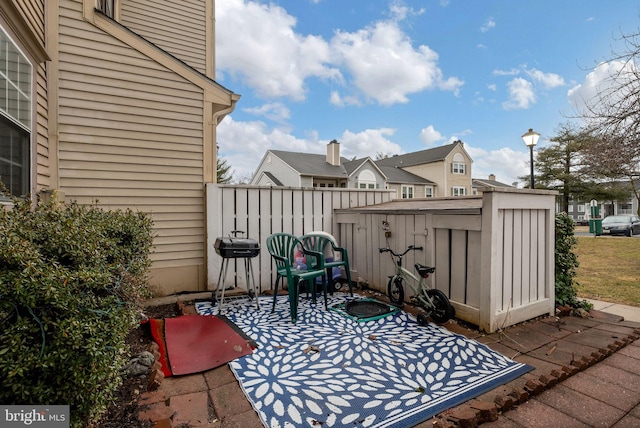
[379,245,455,325]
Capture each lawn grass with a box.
[574,236,640,307]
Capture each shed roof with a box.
[338,196,483,213]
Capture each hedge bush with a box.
[0,193,153,428]
[555,212,592,311]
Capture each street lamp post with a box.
[521,128,540,189]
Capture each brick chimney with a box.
[327,140,340,166]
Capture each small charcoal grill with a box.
[212,231,261,313]
[214,236,260,258]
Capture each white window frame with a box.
[357,169,376,190]
[425,187,433,198]
[451,186,466,197]
[401,185,414,199]
[0,26,32,199]
[452,162,466,174]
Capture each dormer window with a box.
[451,153,466,174]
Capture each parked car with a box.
[601,215,640,236]
[574,218,589,226]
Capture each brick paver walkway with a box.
[137,294,640,428]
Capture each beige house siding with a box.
[35,60,50,190]
[388,183,430,199]
[404,161,446,196]
[120,0,207,75]
[50,0,232,295]
[4,0,237,296]
[402,145,472,197]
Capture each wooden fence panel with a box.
[206,185,393,292]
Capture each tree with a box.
[532,123,591,212]
[574,28,640,214]
[216,146,233,184]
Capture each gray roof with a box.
[343,158,370,175]
[378,166,434,184]
[271,150,349,178]
[339,196,483,213]
[375,141,461,168]
[472,178,513,188]
[263,171,283,186]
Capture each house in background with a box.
[252,140,472,199]
[376,165,435,198]
[375,140,473,197]
[1,0,239,296]
[472,174,515,195]
[251,141,387,190]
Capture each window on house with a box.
[96,0,116,18]
[577,204,585,213]
[401,185,414,199]
[452,162,466,174]
[451,153,466,174]
[425,187,433,198]
[0,28,31,198]
[568,205,574,213]
[357,170,376,190]
[451,186,466,196]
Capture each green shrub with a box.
[555,213,592,311]
[0,193,153,428]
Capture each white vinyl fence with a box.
[206,184,394,292]
[334,188,557,332]
[206,184,557,333]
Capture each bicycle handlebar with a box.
[378,245,423,257]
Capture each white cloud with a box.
[217,116,401,179]
[216,0,462,106]
[419,125,445,146]
[338,128,402,159]
[526,68,565,89]
[331,21,463,105]
[503,78,536,110]
[389,1,425,21]
[329,90,362,107]
[480,18,496,33]
[487,83,497,91]
[216,0,341,100]
[465,145,530,187]
[493,68,520,76]
[242,102,291,123]
[567,61,631,113]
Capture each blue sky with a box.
[215,0,640,186]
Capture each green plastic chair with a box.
[301,232,353,296]
[266,233,329,323]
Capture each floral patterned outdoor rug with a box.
[196,294,532,428]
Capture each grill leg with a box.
[213,259,231,314]
[245,258,260,310]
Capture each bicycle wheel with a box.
[387,276,405,305]
[426,289,454,323]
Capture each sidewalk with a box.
[479,300,640,428]
[585,298,640,322]
[137,297,640,427]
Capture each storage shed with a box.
[334,187,558,333]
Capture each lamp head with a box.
[522,128,540,147]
